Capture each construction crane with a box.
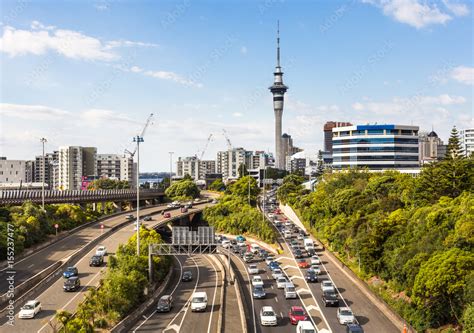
[198,134,213,159]
[124,113,154,158]
[222,129,232,150]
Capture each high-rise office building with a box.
[58,146,97,190]
[34,151,58,189]
[332,124,420,170]
[324,121,352,153]
[460,127,474,157]
[269,23,288,169]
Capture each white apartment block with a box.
[199,160,216,180]
[176,156,200,181]
[460,128,474,157]
[97,154,135,185]
[58,146,97,190]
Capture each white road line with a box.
[175,256,201,331]
[274,296,278,303]
[203,255,219,333]
[132,255,184,332]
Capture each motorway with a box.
[231,203,400,333]
[130,255,223,333]
[0,202,211,333]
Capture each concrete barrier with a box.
[111,262,175,333]
[229,258,251,333]
[208,254,226,333]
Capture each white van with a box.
[304,238,314,251]
[250,243,260,254]
[296,320,316,333]
[284,230,292,239]
[191,291,208,312]
[284,283,297,299]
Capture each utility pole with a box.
[168,152,174,186]
[40,138,47,211]
[133,135,144,256]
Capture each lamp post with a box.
[133,135,144,256]
[40,138,47,211]
[168,152,174,186]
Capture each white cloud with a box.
[442,0,470,16]
[80,109,142,127]
[363,0,452,29]
[130,65,143,73]
[232,112,243,117]
[0,103,69,120]
[142,69,203,88]
[0,22,156,61]
[451,66,474,85]
[352,102,365,111]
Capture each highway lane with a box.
[0,204,170,295]
[131,254,223,333]
[271,209,400,333]
[0,204,211,332]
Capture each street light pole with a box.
[40,138,47,211]
[168,152,174,186]
[133,135,144,256]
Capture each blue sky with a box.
[0,0,472,171]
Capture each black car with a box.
[157,295,173,312]
[182,271,193,282]
[306,270,318,283]
[89,255,104,267]
[307,248,315,257]
[347,324,364,333]
[232,245,241,253]
[143,216,152,221]
[294,249,303,258]
[63,276,81,292]
[230,239,237,245]
[322,291,339,307]
[252,286,266,299]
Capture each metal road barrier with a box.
[0,189,165,205]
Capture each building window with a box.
[367,129,384,135]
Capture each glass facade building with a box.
[332,125,420,170]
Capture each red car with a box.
[297,259,309,269]
[274,209,281,214]
[163,212,171,218]
[289,306,308,324]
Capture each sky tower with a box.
[269,21,288,170]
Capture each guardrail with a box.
[0,189,165,205]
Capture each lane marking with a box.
[203,255,219,333]
[274,296,278,303]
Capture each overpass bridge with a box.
[0,189,165,205]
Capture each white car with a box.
[96,246,107,256]
[252,275,264,287]
[321,280,335,293]
[18,300,41,319]
[310,256,321,265]
[268,213,275,219]
[296,320,316,333]
[309,265,321,275]
[248,264,259,275]
[221,240,231,249]
[276,276,288,289]
[337,307,355,324]
[260,306,277,326]
[272,269,284,280]
[285,221,292,228]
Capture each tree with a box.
[315,150,325,179]
[238,163,248,178]
[462,303,474,333]
[445,126,464,160]
[164,179,200,200]
[209,179,225,191]
[227,176,259,204]
[88,179,130,190]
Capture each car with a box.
[230,239,237,246]
[309,265,321,275]
[260,306,277,326]
[18,300,41,319]
[163,212,171,218]
[232,244,241,253]
[267,213,275,218]
[284,283,297,299]
[337,307,356,325]
[63,276,81,292]
[252,275,264,287]
[322,291,339,307]
[89,255,104,267]
[252,285,266,299]
[236,235,246,242]
[191,291,208,312]
[296,320,316,333]
[258,248,268,258]
[288,306,308,324]
[181,207,188,213]
[193,198,200,203]
[243,252,254,263]
[272,269,284,280]
[248,264,259,275]
[133,221,143,230]
[125,214,134,221]
[211,199,218,204]
[182,271,193,282]
[185,202,193,208]
[310,256,321,265]
[268,261,280,271]
[297,259,309,269]
[143,216,152,221]
[221,240,231,248]
[294,249,303,258]
[305,269,318,283]
[297,233,304,240]
[321,280,336,293]
[265,256,275,266]
[96,246,107,256]
[276,276,288,289]
[63,266,78,279]
[346,323,364,333]
[157,295,173,312]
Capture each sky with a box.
[0,0,472,171]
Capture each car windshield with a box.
[323,281,332,286]
[158,299,169,305]
[286,287,295,292]
[302,330,315,333]
[193,297,205,303]
[274,269,281,273]
[184,272,191,277]
[66,267,75,272]
[254,277,262,282]
[292,310,305,316]
[341,310,353,316]
[262,311,275,316]
[22,304,34,310]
